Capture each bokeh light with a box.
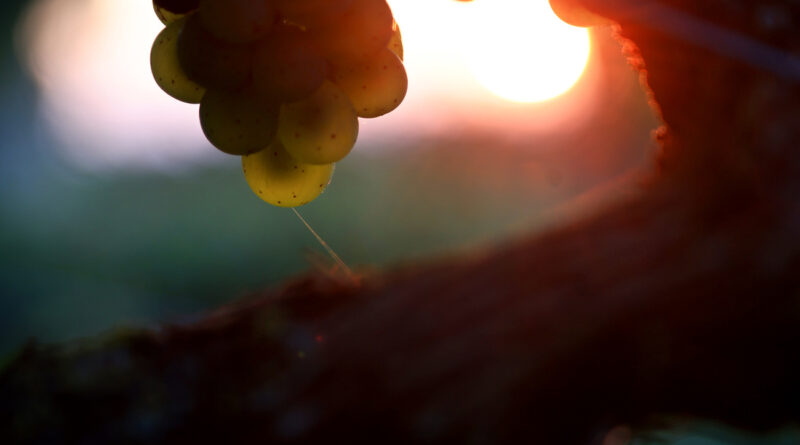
[18,0,601,169]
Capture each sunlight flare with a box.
[19,0,599,169]
[461,0,592,103]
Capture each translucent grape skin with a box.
[177,15,252,92]
[252,27,326,103]
[153,7,188,26]
[278,80,359,165]
[150,0,407,208]
[329,48,407,118]
[274,0,353,30]
[388,21,403,61]
[242,139,334,208]
[197,0,275,44]
[153,0,199,25]
[310,0,393,61]
[150,19,206,104]
[200,89,279,156]
[549,0,608,28]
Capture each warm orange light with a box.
[20,0,600,169]
[460,0,591,103]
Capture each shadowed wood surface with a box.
[2,0,799,443]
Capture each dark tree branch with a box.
[2,1,800,443]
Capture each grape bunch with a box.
[150,0,407,207]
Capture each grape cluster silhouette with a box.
[150,0,407,207]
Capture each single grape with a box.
[549,0,607,28]
[329,48,407,118]
[150,19,206,104]
[252,27,326,103]
[242,140,334,207]
[310,0,393,60]
[197,0,275,44]
[154,7,188,26]
[153,0,199,25]
[177,14,252,91]
[388,21,403,61]
[200,89,279,155]
[278,80,359,165]
[274,0,353,30]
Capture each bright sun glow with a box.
[461,0,591,103]
[20,0,599,169]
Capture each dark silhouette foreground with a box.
[2,1,799,443]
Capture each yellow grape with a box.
[150,19,205,104]
[242,140,334,208]
[177,15,252,91]
[154,7,185,25]
[200,89,279,155]
[388,21,403,61]
[274,0,352,29]
[252,27,326,102]
[311,0,393,60]
[197,0,275,44]
[549,0,608,28]
[153,0,198,25]
[329,48,407,118]
[278,80,359,165]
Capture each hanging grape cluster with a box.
[150,0,407,207]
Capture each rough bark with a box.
[2,0,800,443]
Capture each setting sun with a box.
[20,0,601,168]
[460,0,591,103]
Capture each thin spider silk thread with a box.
[292,208,355,279]
[609,0,800,82]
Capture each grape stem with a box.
[291,207,355,281]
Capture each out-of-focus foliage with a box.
[632,423,800,445]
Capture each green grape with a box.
[177,15,252,91]
[275,0,352,30]
[549,0,607,28]
[329,48,407,118]
[388,21,403,61]
[150,19,206,104]
[310,0,393,60]
[242,139,334,207]
[153,0,199,25]
[200,89,279,155]
[197,0,275,44]
[252,26,326,102]
[278,81,359,165]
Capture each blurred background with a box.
[1,1,798,443]
[1,0,662,355]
